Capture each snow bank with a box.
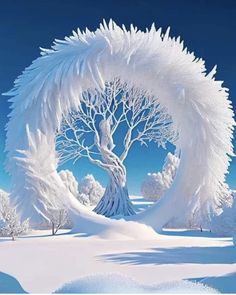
[78,174,104,206]
[55,273,218,293]
[0,271,27,293]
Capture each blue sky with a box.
[0,0,236,194]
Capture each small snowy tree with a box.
[78,174,105,206]
[57,78,176,217]
[0,190,29,241]
[141,153,179,201]
[47,208,69,235]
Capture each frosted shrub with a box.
[141,153,179,201]
[0,190,29,240]
[78,193,90,206]
[78,175,105,206]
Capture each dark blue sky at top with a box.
[0,0,236,194]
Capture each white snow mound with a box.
[54,273,218,293]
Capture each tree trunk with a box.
[94,175,135,217]
[94,147,135,217]
[52,222,55,235]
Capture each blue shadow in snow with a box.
[160,229,220,238]
[0,272,27,293]
[189,272,236,293]
[100,245,236,265]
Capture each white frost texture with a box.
[78,174,104,206]
[54,273,218,294]
[4,20,235,235]
[211,191,236,236]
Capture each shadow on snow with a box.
[161,229,221,238]
[189,272,236,293]
[100,245,236,265]
[0,272,27,293]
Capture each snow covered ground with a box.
[0,228,235,293]
[54,273,218,293]
[0,196,235,293]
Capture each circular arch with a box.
[4,20,234,235]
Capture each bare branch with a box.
[56,78,177,169]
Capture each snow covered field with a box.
[0,225,235,293]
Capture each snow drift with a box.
[54,273,218,294]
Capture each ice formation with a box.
[4,20,234,235]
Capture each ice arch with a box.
[5,21,234,235]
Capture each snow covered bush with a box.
[58,170,104,208]
[141,152,179,201]
[59,170,104,207]
[211,191,236,236]
[0,189,29,240]
[78,175,105,206]
[58,169,79,197]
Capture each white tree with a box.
[59,170,104,207]
[46,172,73,235]
[47,207,69,235]
[57,78,176,217]
[0,190,29,240]
[78,174,105,206]
[141,153,179,201]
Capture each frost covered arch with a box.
[5,21,234,235]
